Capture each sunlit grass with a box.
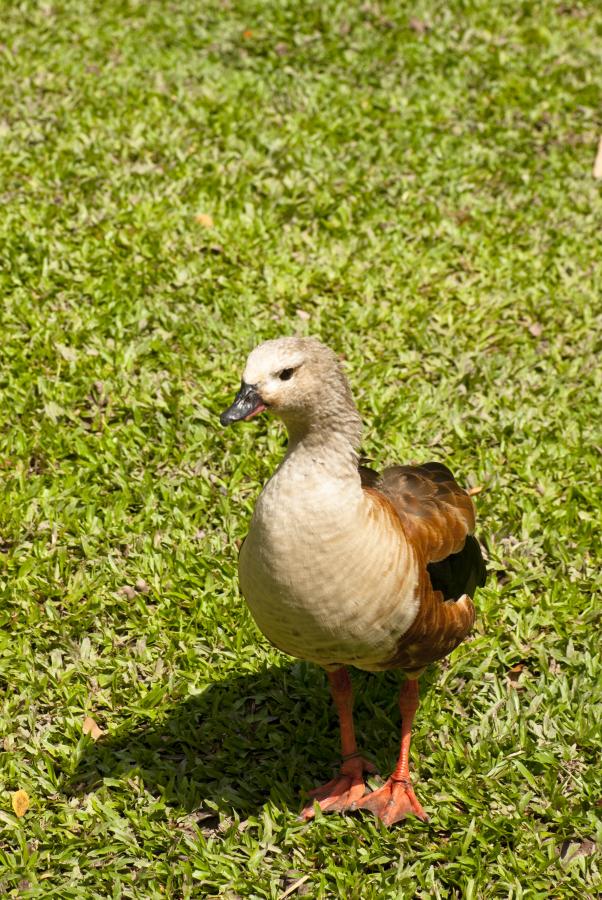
[0,0,600,896]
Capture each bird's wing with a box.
[364,462,485,673]
[375,462,476,563]
[358,460,380,488]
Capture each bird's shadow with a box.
[68,662,439,820]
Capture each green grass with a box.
[0,0,600,896]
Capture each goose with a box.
[220,336,486,825]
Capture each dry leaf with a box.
[83,716,103,741]
[593,137,602,179]
[280,874,311,899]
[467,485,483,496]
[507,663,529,687]
[528,322,543,338]
[296,309,310,320]
[409,17,429,34]
[195,213,214,228]
[451,208,472,224]
[557,838,597,862]
[507,663,524,683]
[12,790,30,818]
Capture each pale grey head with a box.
[220,336,362,448]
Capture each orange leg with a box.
[353,678,428,825]
[300,667,376,820]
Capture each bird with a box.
[219,336,486,825]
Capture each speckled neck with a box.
[278,387,363,482]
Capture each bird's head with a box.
[219,336,361,446]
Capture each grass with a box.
[0,0,600,896]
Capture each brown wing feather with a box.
[364,462,480,674]
[377,462,475,562]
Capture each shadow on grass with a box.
[68,662,440,820]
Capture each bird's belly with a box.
[239,526,420,671]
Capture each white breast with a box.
[238,459,420,671]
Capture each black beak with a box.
[220,382,266,426]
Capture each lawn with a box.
[0,0,600,896]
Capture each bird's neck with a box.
[258,424,364,537]
[281,431,361,487]
[279,403,363,485]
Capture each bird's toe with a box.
[353,778,428,826]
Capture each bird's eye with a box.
[278,368,294,381]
